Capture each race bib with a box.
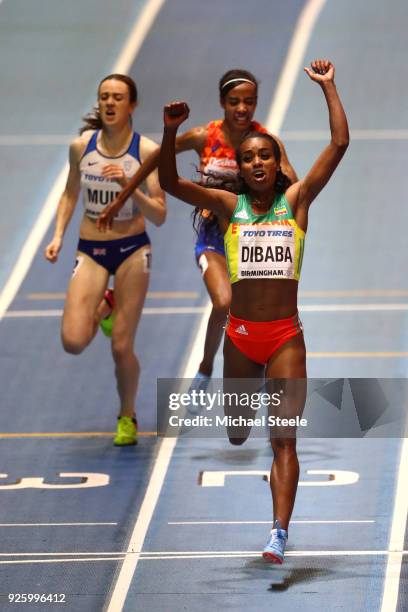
[237,224,295,279]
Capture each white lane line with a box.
[5,129,408,146]
[112,0,165,73]
[0,547,398,557]
[0,169,69,320]
[300,290,408,297]
[0,552,126,557]
[26,291,199,300]
[0,522,117,527]
[3,307,207,318]
[23,289,408,299]
[0,0,166,322]
[300,304,408,312]
[0,550,407,566]
[4,303,408,318]
[309,352,408,358]
[266,0,326,134]
[0,557,125,565]
[0,135,72,146]
[381,438,408,612]
[168,520,375,525]
[5,310,63,317]
[137,550,408,558]
[280,129,408,141]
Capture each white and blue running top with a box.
[80,130,141,221]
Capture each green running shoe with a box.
[100,314,114,338]
[100,289,114,338]
[114,416,138,446]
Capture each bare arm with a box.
[44,139,83,262]
[96,126,207,230]
[159,102,236,217]
[287,60,349,216]
[128,136,166,226]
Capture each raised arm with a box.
[44,139,82,263]
[96,125,207,231]
[287,60,349,213]
[159,102,236,216]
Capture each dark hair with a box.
[219,69,258,100]
[236,131,291,193]
[79,74,138,135]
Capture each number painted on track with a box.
[0,472,110,489]
[199,469,359,487]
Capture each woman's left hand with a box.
[101,164,127,187]
[304,59,334,83]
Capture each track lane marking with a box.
[0,549,407,567]
[0,432,156,438]
[265,0,326,133]
[168,520,375,525]
[280,129,408,141]
[381,438,408,612]
[0,522,117,527]
[3,129,408,146]
[5,303,408,318]
[26,291,199,300]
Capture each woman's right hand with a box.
[163,101,190,129]
[44,236,62,263]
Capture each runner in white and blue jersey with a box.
[45,74,166,446]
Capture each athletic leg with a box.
[62,253,110,354]
[111,246,150,420]
[198,251,231,376]
[223,334,264,445]
[265,333,307,531]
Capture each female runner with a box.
[96,70,296,389]
[158,60,349,562]
[45,74,165,446]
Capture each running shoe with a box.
[187,372,211,414]
[100,289,114,338]
[114,416,138,446]
[262,520,288,564]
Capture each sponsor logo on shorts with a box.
[93,248,107,256]
[120,245,137,253]
[235,324,249,336]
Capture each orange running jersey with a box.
[200,119,267,192]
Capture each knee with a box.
[111,337,135,364]
[61,334,87,355]
[271,437,297,456]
